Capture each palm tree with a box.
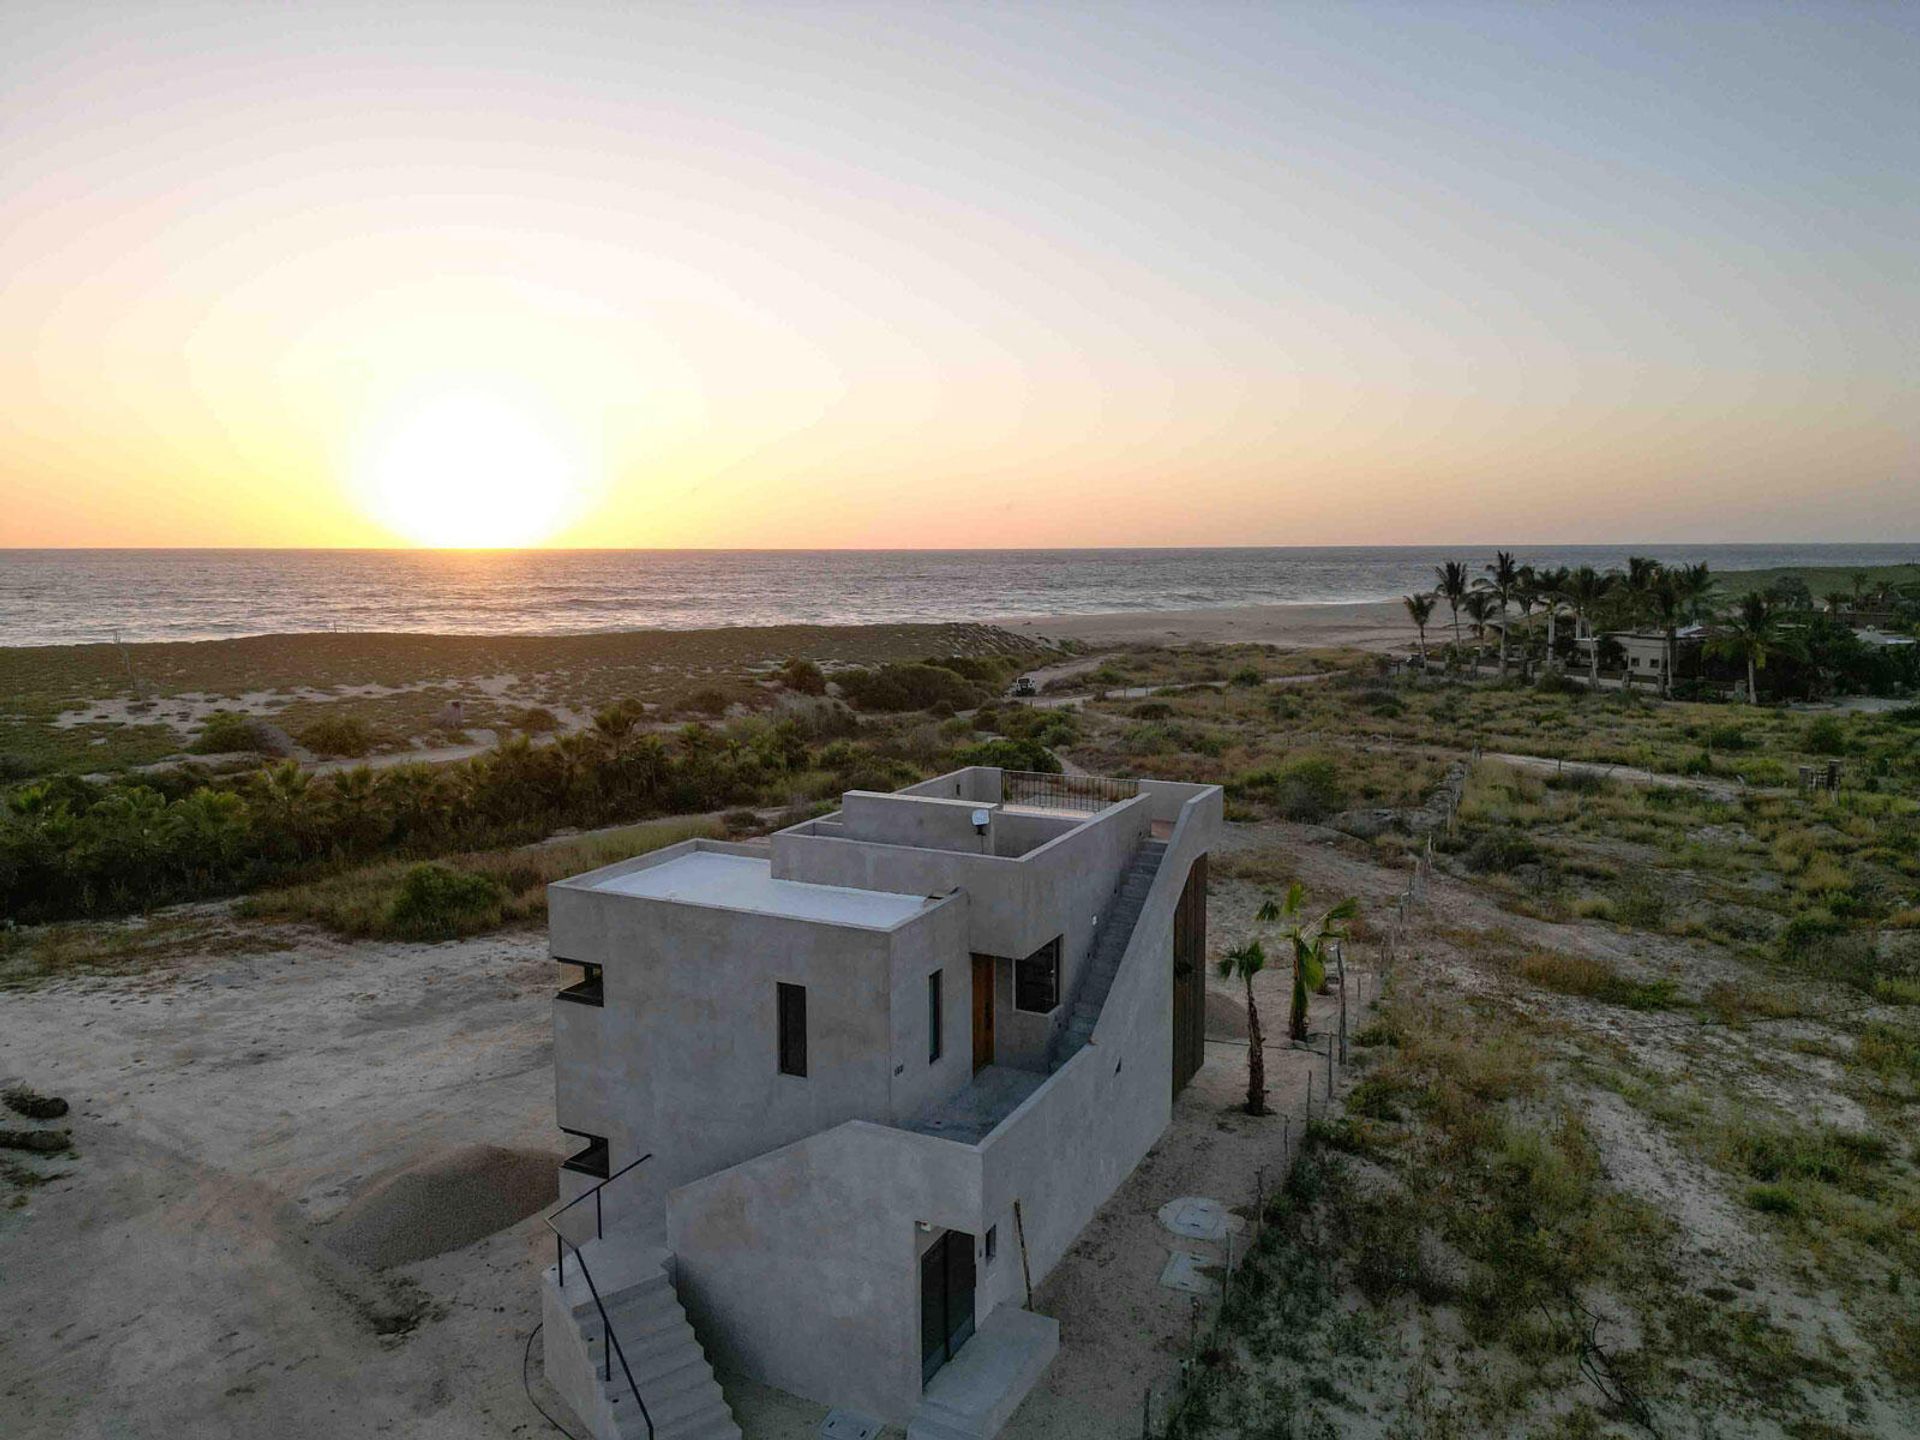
[1402,593,1435,664]
[1647,571,1686,697]
[1823,590,1851,615]
[1462,589,1497,671]
[1481,551,1521,674]
[1708,593,1794,704]
[1434,561,1471,654]
[1217,939,1274,1114]
[1512,565,1541,676]
[1254,882,1359,1045]
[1561,567,1613,687]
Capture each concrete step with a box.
[610,1369,728,1427]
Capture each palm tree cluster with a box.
[0,704,906,925]
[1403,554,1725,696]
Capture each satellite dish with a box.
[971,808,991,834]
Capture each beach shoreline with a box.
[998,599,1410,652]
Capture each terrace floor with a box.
[905,1065,1046,1144]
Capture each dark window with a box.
[560,1128,610,1179]
[984,1225,997,1265]
[556,959,604,1007]
[928,970,944,1064]
[1014,938,1060,1014]
[777,982,808,1077]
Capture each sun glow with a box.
[354,393,588,547]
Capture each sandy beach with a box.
[1000,599,1410,652]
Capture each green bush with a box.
[1229,666,1263,687]
[517,706,561,734]
[1804,716,1849,756]
[1776,907,1877,987]
[954,738,1060,773]
[192,711,266,754]
[297,714,372,758]
[1233,756,1346,823]
[837,663,986,713]
[1746,1184,1799,1216]
[1463,827,1539,873]
[384,863,503,940]
[780,658,828,696]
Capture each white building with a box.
[538,766,1222,1440]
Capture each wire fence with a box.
[1142,760,1466,1439]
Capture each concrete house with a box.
[538,766,1222,1440]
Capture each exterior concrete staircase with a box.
[1049,837,1167,1069]
[544,1241,742,1440]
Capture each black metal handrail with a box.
[543,1152,655,1440]
[1001,770,1139,813]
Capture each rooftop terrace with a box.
[583,849,935,929]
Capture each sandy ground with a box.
[1000,600,1410,652]
[10,794,1896,1437]
[0,816,1395,1440]
[0,918,568,1440]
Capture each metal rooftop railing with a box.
[1000,771,1139,814]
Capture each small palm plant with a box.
[1217,938,1274,1114]
[1224,883,1359,1114]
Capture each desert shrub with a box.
[1534,669,1583,696]
[517,706,561,734]
[1229,666,1263,687]
[1776,908,1878,988]
[1804,716,1849,756]
[1746,1184,1799,1216]
[1130,701,1172,721]
[721,808,765,836]
[779,657,828,695]
[0,752,34,782]
[1463,827,1539,873]
[837,663,985,713]
[954,738,1060,774]
[192,711,267,754]
[297,714,372,758]
[1706,723,1752,751]
[1232,756,1346,823]
[383,863,502,940]
[685,687,733,717]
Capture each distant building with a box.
[537,766,1222,1440]
[1606,626,1706,686]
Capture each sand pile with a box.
[1205,990,1249,1040]
[323,1144,557,1269]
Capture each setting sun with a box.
[354,393,586,548]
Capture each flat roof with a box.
[586,850,934,929]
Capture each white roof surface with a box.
[587,850,932,928]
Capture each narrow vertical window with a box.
[777,982,808,1077]
[928,970,944,1064]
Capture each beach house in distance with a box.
[538,766,1222,1440]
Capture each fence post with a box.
[1336,942,1348,1066]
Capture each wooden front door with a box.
[920,1229,977,1385]
[1171,853,1208,1099]
[971,954,995,1073]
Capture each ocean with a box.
[2,545,1915,648]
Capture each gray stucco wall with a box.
[660,786,1223,1421]
[666,1122,983,1424]
[548,841,969,1234]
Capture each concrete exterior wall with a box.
[549,839,967,1233]
[843,790,996,853]
[660,783,1224,1421]
[546,771,1222,1429]
[667,1123,983,1425]
[771,795,1152,982]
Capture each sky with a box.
[1,1,1915,549]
